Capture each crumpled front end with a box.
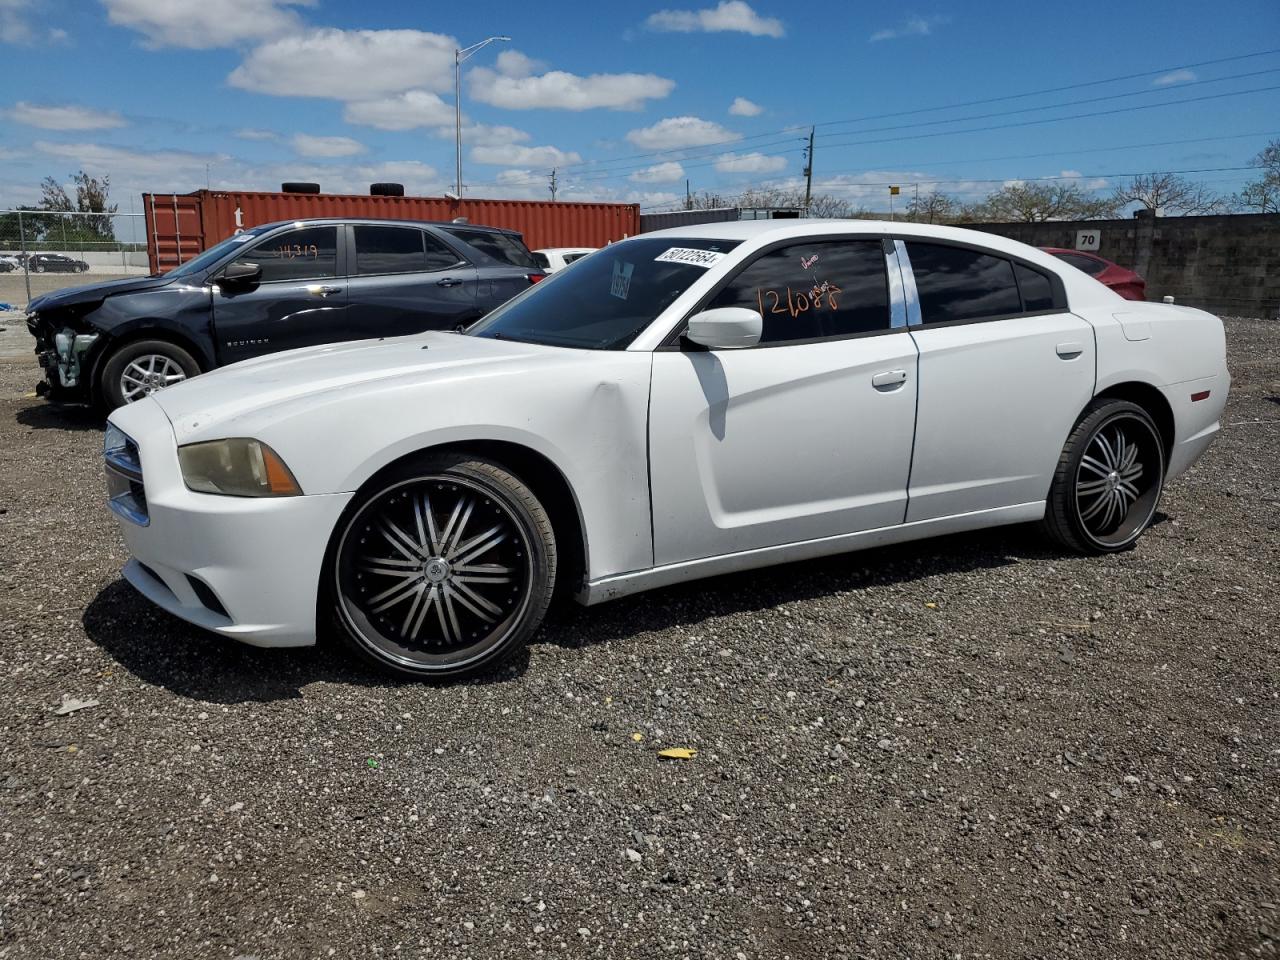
[27,306,100,401]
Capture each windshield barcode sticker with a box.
[610,260,634,300]
[654,247,725,268]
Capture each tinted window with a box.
[423,232,462,270]
[469,237,740,350]
[532,251,551,269]
[563,252,589,264]
[355,225,425,275]
[447,228,538,268]
[906,243,1021,323]
[235,226,338,282]
[1014,262,1056,311]
[1055,252,1107,276]
[708,240,889,344]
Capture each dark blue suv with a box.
[26,218,545,409]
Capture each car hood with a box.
[27,274,174,313]
[151,332,561,444]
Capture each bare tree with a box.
[906,190,960,223]
[1111,172,1226,216]
[966,181,1117,222]
[1236,139,1280,213]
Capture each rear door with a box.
[443,227,540,312]
[901,241,1096,522]
[345,224,479,335]
[211,223,349,365]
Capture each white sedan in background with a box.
[532,247,597,272]
[105,220,1228,679]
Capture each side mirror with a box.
[220,261,262,287]
[684,307,762,349]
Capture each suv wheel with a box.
[99,339,201,409]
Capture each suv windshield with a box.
[467,237,740,349]
[163,226,273,278]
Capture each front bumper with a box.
[106,397,354,647]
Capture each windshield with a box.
[164,226,272,278]
[467,237,740,349]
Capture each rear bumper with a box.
[107,397,354,647]
[1162,371,1229,481]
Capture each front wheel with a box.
[328,453,557,680]
[1042,399,1166,554]
[99,339,201,409]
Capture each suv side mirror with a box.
[220,261,262,287]
[684,307,762,349]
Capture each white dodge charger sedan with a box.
[104,220,1228,679]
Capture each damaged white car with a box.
[104,220,1228,679]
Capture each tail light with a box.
[527,273,545,284]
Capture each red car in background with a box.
[1042,248,1146,301]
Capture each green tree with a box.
[36,170,118,242]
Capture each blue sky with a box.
[2,0,1278,219]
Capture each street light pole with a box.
[454,35,510,198]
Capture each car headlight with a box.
[177,438,303,497]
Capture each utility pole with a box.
[913,183,919,222]
[549,168,558,202]
[685,179,692,211]
[803,126,815,215]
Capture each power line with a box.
[812,47,1280,131]
[811,67,1280,144]
[470,47,1280,184]
[477,80,1280,192]
[815,83,1280,152]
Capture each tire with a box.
[99,339,201,410]
[1042,398,1166,554]
[34,264,45,273]
[281,181,321,194]
[328,452,557,680]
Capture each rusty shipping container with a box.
[143,189,641,273]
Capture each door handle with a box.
[308,284,342,297]
[871,369,908,389]
[1055,341,1084,359]
[436,277,462,287]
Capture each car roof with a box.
[254,217,522,236]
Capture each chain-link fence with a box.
[0,211,148,311]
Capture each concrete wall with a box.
[967,212,1280,319]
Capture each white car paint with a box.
[532,247,597,272]
[105,219,1228,649]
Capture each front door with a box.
[900,241,1097,521]
[648,238,919,566]
[212,223,349,365]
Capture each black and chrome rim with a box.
[335,476,534,671]
[120,355,187,402]
[1074,413,1162,548]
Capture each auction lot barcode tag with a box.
[654,247,726,268]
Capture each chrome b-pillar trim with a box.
[893,240,922,327]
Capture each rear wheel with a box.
[99,339,201,409]
[1042,399,1165,553]
[329,453,557,680]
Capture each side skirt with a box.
[577,501,1045,605]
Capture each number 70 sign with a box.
[1075,230,1101,251]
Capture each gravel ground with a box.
[0,319,1276,959]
